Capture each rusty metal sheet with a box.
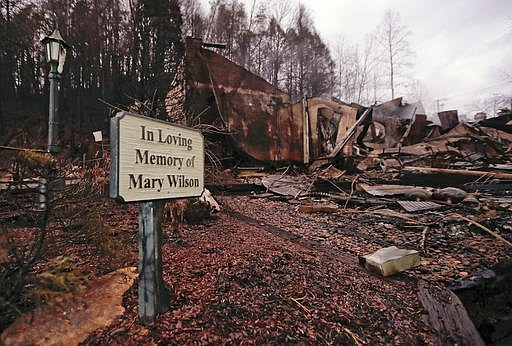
[359,183,432,197]
[171,38,365,163]
[438,110,459,131]
[397,200,442,212]
[261,175,309,197]
[183,38,303,162]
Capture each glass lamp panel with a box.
[46,46,52,63]
[57,47,67,73]
[49,41,60,62]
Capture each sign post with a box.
[138,200,169,324]
[110,112,204,324]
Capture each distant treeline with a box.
[181,0,336,102]
[1,0,183,136]
[0,0,410,139]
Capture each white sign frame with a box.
[110,112,204,202]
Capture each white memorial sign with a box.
[110,112,204,202]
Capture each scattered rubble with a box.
[199,188,221,212]
[215,104,512,340]
[451,259,512,344]
[2,35,511,345]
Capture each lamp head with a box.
[41,28,69,71]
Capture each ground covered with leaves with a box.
[2,175,510,345]
[84,205,436,345]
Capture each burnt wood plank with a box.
[418,280,484,346]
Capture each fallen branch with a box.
[448,213,512,247]
[339,326,365,346]
[0,145,45,152]
[343,208,428,225]
[98,98,127,114]
[325,180,349,196]
[290,297,310,313]
[343,175,360,210]
[304,172,319,196]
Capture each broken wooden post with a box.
[419,280,485,346]
[325,108,371,159]
[110,112,204,325]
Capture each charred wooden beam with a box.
[403,166,512,180]
[202,42,227,49]
[419,280,485,346]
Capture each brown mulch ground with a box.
[84,206,436,345]
[3,187,511,345]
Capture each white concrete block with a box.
[360,246,420,277]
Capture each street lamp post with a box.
[37,27,69,210]
[41,27,69,154]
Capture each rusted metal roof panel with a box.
[397,200,443,212]
[183,38,303,162]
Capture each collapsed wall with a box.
[164,38,431,166]
[165,37,303,163]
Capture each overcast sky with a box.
[201,0,512,115]
[307,0,512,115]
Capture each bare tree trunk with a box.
[378,9,412,100]
[388,27,395,99]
